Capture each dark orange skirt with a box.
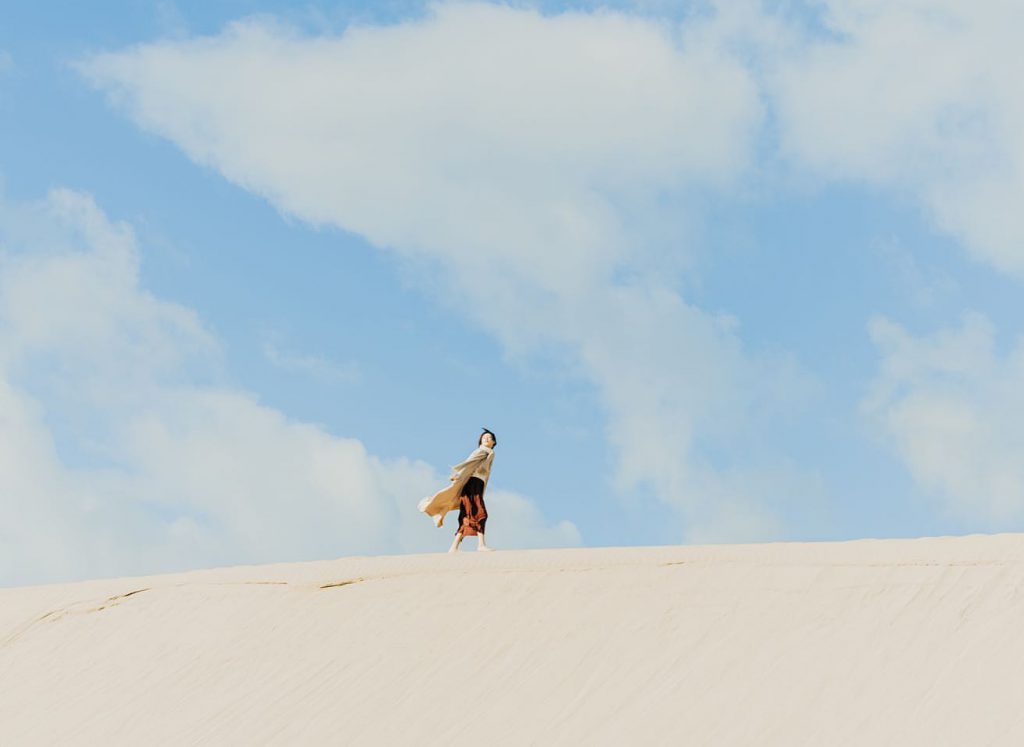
[457,476,488,536]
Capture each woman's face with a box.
[481,432,496,448]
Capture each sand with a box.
[3,534,1024,745]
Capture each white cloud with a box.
[863,313,1024,524]
[480,489,582,549]
[154,1,190,39]
[80,4,761,283]
[873,237,959,309]
[0,189,578,586]
[262,339,360,383]
[80,2,811,542]
[772,0,1024,277]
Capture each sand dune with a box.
[3,534,1024,745]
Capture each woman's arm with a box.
[449,447,488,480]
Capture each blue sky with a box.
[3,0,1024,585]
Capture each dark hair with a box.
[479,428,497,447]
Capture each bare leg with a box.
[477,533,493,552]
[448,532,464,553]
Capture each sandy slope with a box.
[3,535,1024,745]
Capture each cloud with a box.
[873,236,959,309]
[480,489,582,549]
[262,339,360,383]
[772,0,1024,277]
[0,189,578,586]
[863,313,1024,524]
[154,1,190,39]
[80,2,812,542]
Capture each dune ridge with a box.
[3,534,1024,745]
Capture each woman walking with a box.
[418,429,497,552]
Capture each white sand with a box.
[3,534,1024,745]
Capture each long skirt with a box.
[457,476,488,536]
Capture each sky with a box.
[3,0,1024,586]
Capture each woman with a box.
[418,429,497,552]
